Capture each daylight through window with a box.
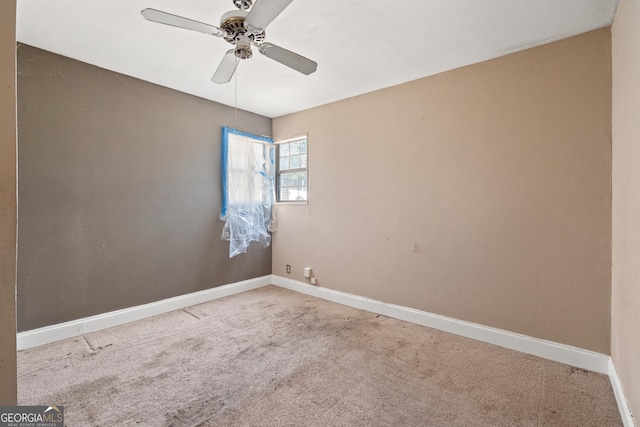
[277,137,308,202]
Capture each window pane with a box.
[277,138,307,202]
[300,171,307,189]
[290,155,301,169]
[291,189,299,201]
[279,187,289,201]
[280,157,290,170]
[290,141,300,155]
[295,186,307,200]
[288,171,297,186]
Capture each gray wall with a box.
[17,45,272,332]
[0,0,18,405]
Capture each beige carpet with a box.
[18,285,622,426]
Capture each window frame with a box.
[221,126,275,217]
[275,135,308,204]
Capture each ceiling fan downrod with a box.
[233,0,253,11]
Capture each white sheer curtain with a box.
[220,127,275,257]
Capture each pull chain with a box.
[234,60,238,121]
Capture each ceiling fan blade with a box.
[245,0,294,33]
[141,8,226,37]
[212,50,241,84]
[257,42,317,75]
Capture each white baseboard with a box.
[271,275,611,375]
[609,358,636,427]
[16,275,271,351]
[18,273,632,424]
[18,274,611,373]
[272,276,639,423]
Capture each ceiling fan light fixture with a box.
[234,35,253,59]
[234,47,253,59]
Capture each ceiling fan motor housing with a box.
[220,10,265,45]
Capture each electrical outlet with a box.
[286,264,291,274]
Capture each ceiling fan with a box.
[141,0,318,84]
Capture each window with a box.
[277,136,308,202]
[220,127,275,257]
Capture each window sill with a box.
[276,200,308,206]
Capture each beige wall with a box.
[273,29,612,353]
[17,46,272,331]
[0,0,18,405]
[612,0,640,419]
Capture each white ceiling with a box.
[17,0,618,118]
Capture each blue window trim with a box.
[220,127,274,217]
